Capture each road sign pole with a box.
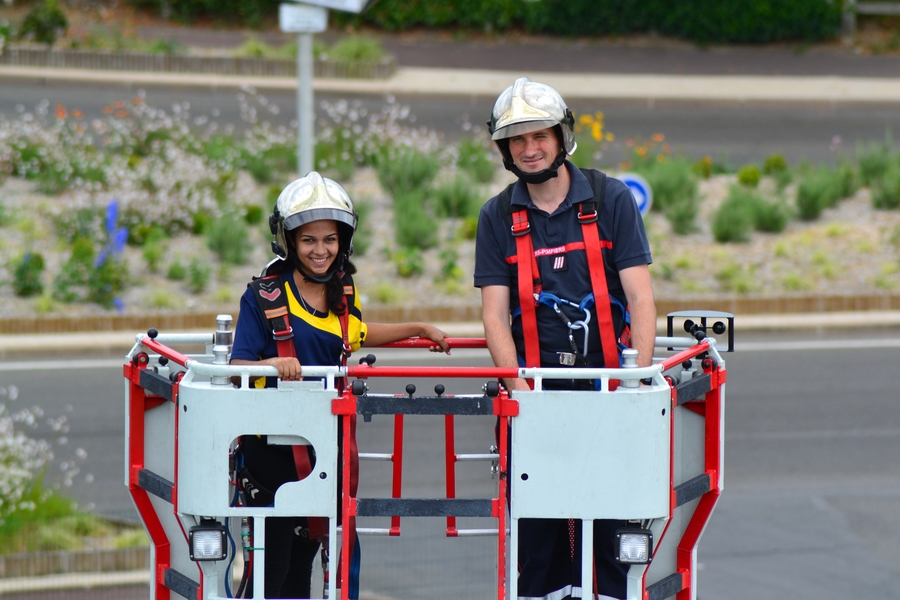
[297,31,314,176]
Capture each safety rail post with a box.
[444,413,458,536]
[675,359,724,600]
[390,413,404,536]
[493,387,517,600]
[124,353,172,600]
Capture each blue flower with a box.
[105,200,119,235]
[113,298,125,312]
[113,227,128,254]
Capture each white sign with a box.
[285,0,379,13]
[618,172,653,217]
[279,3,328,33]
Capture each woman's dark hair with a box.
[326,258,356,315]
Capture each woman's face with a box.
[293,220,339,277]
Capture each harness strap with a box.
[578,202,622,390]
[248,273,361,543]
[505,169,627,390]
[512,209,541,389]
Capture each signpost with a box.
[280,0,380,176]
[617,172,653,217]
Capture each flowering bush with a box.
[0,385,52,524]
[571,111,614,169]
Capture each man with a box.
[474,77,656,600]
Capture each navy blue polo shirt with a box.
[474,162,652,364]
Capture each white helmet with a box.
[488,78,577,185]
[268,171,357,282]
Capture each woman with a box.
[230,171,449,598]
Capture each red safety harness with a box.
[248,271,359,541]
[501,169,624,389]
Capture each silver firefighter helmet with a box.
[268,171,358,282]
[488,77,576,156]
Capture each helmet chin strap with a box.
[289,252,346,284]
[504,150,568,185]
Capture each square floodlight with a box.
[189,519,227,561]
[616,528,653,564]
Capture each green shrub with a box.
[857,139,896,187]
[639,158,699,235]
[737,164,761,188]
[457,216,479,240]
[167,259,187,281]
[144,37,183,55]
[19,0,68,46]
[376,148,440,196]
[53,237,127,308]
[753,197,791,233]
[207,212,252,265]
[691,156,713,179]
[327,36,388,62]
[391,247,424,278]
[763,153,788,175]
[795,166,850,221]
[457,137,496,184]
[872,163,900,210]
[192,212,213,235]
[711,187,757,243]
[186,258,211,294]
[12,252,45,297]
[434,174,479,218]
[393,190,438,250]
[142,239,167,274]
[437,248,464,282]
[244,204,265,226]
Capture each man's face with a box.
[507,127,561,174]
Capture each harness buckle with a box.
[577,207,598,223]
[272,327,293,341]
[511,222,530,236]
[557,352,576,366]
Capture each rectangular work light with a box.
[189,519,227,561]
[616,528,653,564]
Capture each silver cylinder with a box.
[620,348,640,388]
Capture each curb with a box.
[2,294,900,335]
[4,64,900,105]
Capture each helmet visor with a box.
[491,119,559,141]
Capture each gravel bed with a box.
[2,170,899,321]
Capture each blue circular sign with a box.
[618,173,652,217]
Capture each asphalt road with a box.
[3,327,900,599]
[3,81,900,168]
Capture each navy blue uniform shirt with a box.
[474,162,652,364]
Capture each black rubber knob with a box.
[147,328,158,339]
[406,384,416,397]
[485,381,500,398]
[683,320,695,334]
[158,356,169,366]
[351,380,367,396]
[681,360,692,370]
[169,371,180,383]
[712,321,727,335]
[434,384,445,397]
[358,354,376,366]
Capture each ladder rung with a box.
[452,528,502,537]
[358,452,393,461]
[455,453,498,462]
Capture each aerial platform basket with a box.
[123,311,730,600]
